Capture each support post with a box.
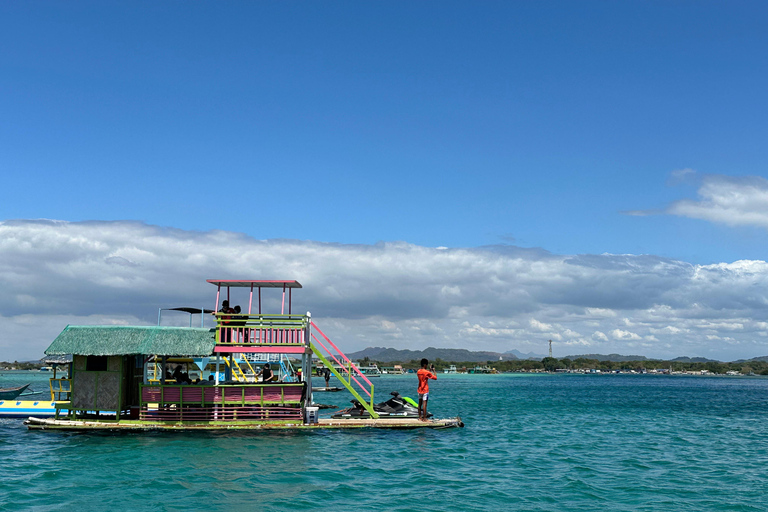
[305,313,312,407]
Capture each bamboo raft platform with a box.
[24,416,464,431]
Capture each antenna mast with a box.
[548,339,552,358]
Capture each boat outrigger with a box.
[26,279,463,431]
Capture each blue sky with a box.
[2,2,768,361]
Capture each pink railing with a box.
[141,384,303,406]
[218,327,306,344]
[310,321,373,398]
[214,314,307,346]
[140,406,302,422]
[139,383,304,423]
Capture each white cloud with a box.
[529,319,554,332]
[2,219,768,361]
[630,172,768,229]
[610,329,642,341]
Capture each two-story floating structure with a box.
[26,280,463,431]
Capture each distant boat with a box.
[0,383,31,400]
[347,362,382,377]
[358,364,382,377]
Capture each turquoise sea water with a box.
[2,371,768,511]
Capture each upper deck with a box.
[209,279,309,354]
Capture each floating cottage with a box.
[26,280,463,431]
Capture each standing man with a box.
[258,363,274,382]
[323,367,331,388]
[417,358,437,421]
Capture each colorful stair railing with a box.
[309,321,378,419]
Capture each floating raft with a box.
[24,416,464,431]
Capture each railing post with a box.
[305,312,312,408]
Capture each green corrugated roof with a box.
[45,326,216,356]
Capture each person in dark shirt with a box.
[173,365,192,384]
[216,300,236,343]
[323,367,331,387]
[258,363,275,383]
[232,305,249,342]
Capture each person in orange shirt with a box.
[416,358,437,421]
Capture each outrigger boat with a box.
[26,279,463,431]
[0,383,31,400]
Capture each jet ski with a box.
[331,391,432,419]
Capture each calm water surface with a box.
[1,371,768,511]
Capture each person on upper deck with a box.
[417,358,437,421]
[232,305,249,343]
[216,300,236,343]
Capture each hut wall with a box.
[71,355,123,411]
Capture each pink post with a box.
[281,284,286,314]
[215,286,221,342]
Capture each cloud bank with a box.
[2,219,768,361]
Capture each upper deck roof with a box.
[207,280,302,289]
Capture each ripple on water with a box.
[2,374,768,510]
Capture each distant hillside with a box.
[505,349,547,360]
[341,348,744,364]
[345,346,515,363]
[564,353,649,362]
[746,355,768,362]
[670,356,720,363]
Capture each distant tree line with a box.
[1,360,42,370]
[385,357,768,375]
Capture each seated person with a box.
[172,365,192,384]
[172,365,185,383]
